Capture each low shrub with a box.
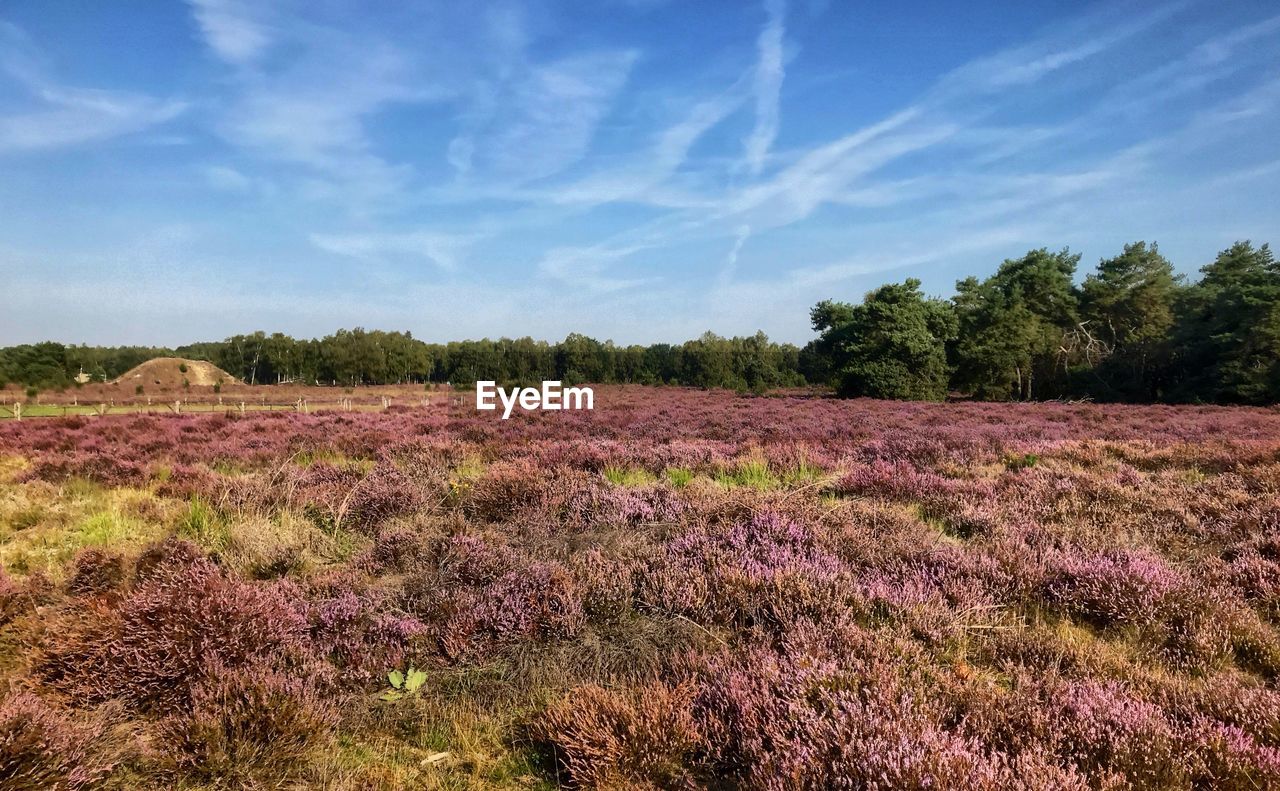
[159,664,336,786]
[65,549,126,598]
[37,554,309,710]
[535,682,705,790]
[0,691,118,790]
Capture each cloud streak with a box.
[0,22,185,153]
[743,0,786,176]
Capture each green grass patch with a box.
[294,449,374,472]
[176,496,229,551]
[781,457,826,485]
[715,459,778,490]
[603,466,657,487]
[665,467,695,488]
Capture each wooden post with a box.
[96,404,107,417]
[13,403,20,422]
[239,402,246,415]
[174,400,181,414]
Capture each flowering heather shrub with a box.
[2,389,1280,787]
[1047,548,1186,628]
[463,460,546,521]
[569,548,638,620]
[308,583,426,681]
[1185,719,1280,788]
[471,562,585,641]
[643,511,846,629]
[65,549,126,598]
[341,461,422,534]
[435,532,518,584]
[0,568,23,628]
[131,536,206,581]
[17,452,150,488]
[159,664,336,786]
[692,629,1021,790]
[1224,539,1280,618]
[437,562,585,659]
[854,558,995,644]
[37,554,309,710]
[1045,679,1182,786]
[0,691,118,791]
[535,682,705,790]
[358,525,435,572]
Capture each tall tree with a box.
[1078,242,1182,400]
[1170,241,1280,404]
[812,279,956,401]
[952,248,1081,400]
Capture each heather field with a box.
[3,387,1280,790]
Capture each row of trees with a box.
[4,240,1274,404]
[0,330,805,394]
[806,240,1279,404]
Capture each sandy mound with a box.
[114,358,240,388]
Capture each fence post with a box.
[13,403,20,422]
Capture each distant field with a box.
[0,382,457,420]
[2,388,1279,789]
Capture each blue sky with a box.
[1,0,1277,347]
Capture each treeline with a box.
[0,330,804,394]
[4,239,1275,404]
[804,240,1279,405]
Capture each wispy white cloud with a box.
[310,230,481,271]
[467,50,639,183]
[538,243,655,293]
[742,0,786,175]
[715,224,752,288]
[187,0,272,65]
[0,22,185,153]
[203,164,253,192]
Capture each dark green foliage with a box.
[1078,242,1181,400]
[2,239,1276,406]
[2,329,805,393]
[808,239,1276,404]
[1168,241,1280,404]
[812,279,956,400]
[951,248,1081,400]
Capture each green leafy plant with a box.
[380,666,427,702]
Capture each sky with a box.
[0,0,1278,347]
